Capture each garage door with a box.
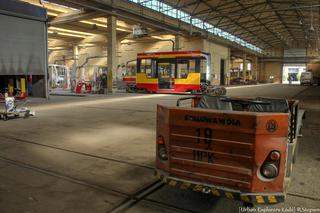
[0,13,47,75]
[283,48,307,64]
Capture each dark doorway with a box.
[157,60,175,89]
[220,59,225,85]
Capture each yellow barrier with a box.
[21,78,26,97]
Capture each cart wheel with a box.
[213,88,222,96]
[220,87,227,95]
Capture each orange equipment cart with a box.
[155,95,304,205]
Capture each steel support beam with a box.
[197,0,273,48]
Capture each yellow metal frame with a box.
[136,73,158,84]
[155,170,284,204]
[136,72,200,86]
[175,73,200,85]
[21,78,26,96]
[9,79,14,95]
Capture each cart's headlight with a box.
[261,163,278,178]
[158,146,168,161]
[157,136,168,161]
[260,150,281,179]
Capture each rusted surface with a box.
[156,104,290,193]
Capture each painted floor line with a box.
[287,192,320,201]
[226,83,277,89]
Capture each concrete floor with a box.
[0,84,319,213]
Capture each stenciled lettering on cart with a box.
[185,115,241,126]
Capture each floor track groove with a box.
[0,135,153,170]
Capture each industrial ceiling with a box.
[21,0,320,54]
[163,0,320,50]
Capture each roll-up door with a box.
[0,14,46,76]
[283,48,307,64]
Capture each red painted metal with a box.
[174,84,200,92]
[123,76,136,85]
[75,82,92,94]
[136,83,158,93]
[136,83,199,93]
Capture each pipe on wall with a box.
[121,39,175,51]
[78,55,107,68]
[53,56,76,65]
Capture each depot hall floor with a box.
[0,84,319,213]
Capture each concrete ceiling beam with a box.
[49,10,103,26]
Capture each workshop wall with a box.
[259,61,282,83]
[203,40,230,85]
[48,35,233,85]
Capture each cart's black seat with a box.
[249,97,289,113]
[198,95,232,110]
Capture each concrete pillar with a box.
[243,53,247,79]
[73,45,79,66]
[107,16,117,93]
[73,45,81,82]
[80,67,85,82]
[254,56,259,80]
[226,48,231,85]
[174,35,182,51]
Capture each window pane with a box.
[140,59,152,77]
[177,60,189,79]
[128,0,262,53]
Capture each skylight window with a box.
[128,0,262,53]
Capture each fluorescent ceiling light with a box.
[49,27,94,36]
[78,43,95,47]
[49,47,66,50]
[47,11,58,16]
[80,20,131,32]
[151,36,163,40]
[121,39,134,44]
[48,30,87,38]
[56,32,86,38]
[90,18,131,28]
[152,35,174,40]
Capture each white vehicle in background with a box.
[300,72,313,85]
[48,64,70,89]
